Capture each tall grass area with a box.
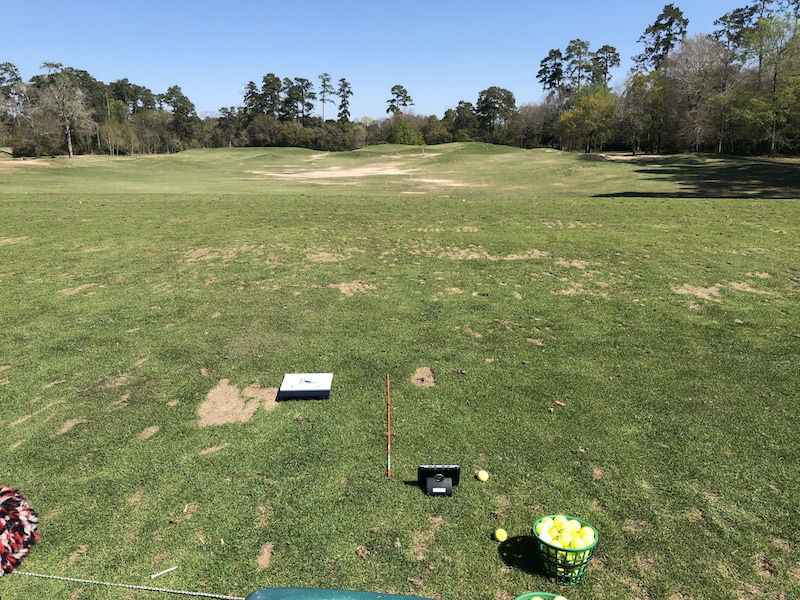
[1,145,798,599]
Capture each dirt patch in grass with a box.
[355,545,370,559]
[462,325,482,338]
[11,415,31,426]
[257,542,274,571]
[198,379,260,426]
[412,516,443,560]
[68,545,89,565]
[44,379,66,389]
[755,553,777,577]
[200,443,230,455]
[69,588,83,599]
[0,365,10,372]
[688,302,703,311]
[492,495,511,519]
[138,426,160,440]
[556,258,589,269]
[0,236,29,246]
[103,373,131,388]
[57,419,87,435]
[747,272,772,279]
[411,367,436,387]
[256,505,272,528]
[242,381,279,412]
[623,519,647,533]
[8,440,25,451]
[591,467,604,482]
[671,283,723,301]
[59,283,97,297]
[112,392,130,408]
[635,554,655,572]
[552,283,585,295]
[444,287,464,294]
[728,281,772,295]
[503,249,550,260]
[306,251,347,263]
[494,590,513,600]
[513,291,522,299]
[772,538,791,551]
[135,357,150,367]
[328,281,376,296]
[687,507,704,521]
[527,338,545,346]
[183,502,198,520]
[128,489,144,505]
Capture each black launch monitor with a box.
[417,465,460,497]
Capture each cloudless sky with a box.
[6,1,747,120]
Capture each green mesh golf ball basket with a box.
[531,515,598,586]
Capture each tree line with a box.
[1,1,798,157]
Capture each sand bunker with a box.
[198,379,278,426]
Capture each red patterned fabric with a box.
[0,487,40,576]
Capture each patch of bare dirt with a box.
[198,379,260,426]
[623,519,647,533]
[200,443,230,455]
[135,357,150,367]
[0,365,10,372]
[57,419,87,435]
[411,367,436,387]
[138,426,160,440]
[356,545,370,559]
[242,381,279,412]
[11,415,31,426]
[556,258,589,269]
[591,467,604,482]
[552,283,585,295]
[671,283,723,301]
[457,226,479,232]
[772,538,791,551]
[755,553,777,577]
[494,590,513,600]
[306,251,347,263]
[68,545,89,565]
[69,588,83,599]
[688,302,703,311]
[687,507,704,521]
[44,379,66,389]
[59,283,97,297]
[257,542,274,571]
[112,392,130,408]
[444,287,463,294]
[8,440,25,451]
[513,291,523,299]
[183,502,198,520]
[128,489,144,505]
[728,281,772,295]
[256,505,272,528]
[328,281,376,296]
[0,236,29,246]
[412,516,443,560]
[103,373,131,388]
[635,553,655,571]
[747,272,772,279]
[491,495,511,519]
[502,249,550,260]
[462,325,482,338]
[527,338,545,346]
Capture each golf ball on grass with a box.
[477,469,489,481]
[494,528,508,542]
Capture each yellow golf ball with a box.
[494,528,508,542]
[477,469,489,481]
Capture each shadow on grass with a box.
[592,154,800,199]
[497,535,543,575]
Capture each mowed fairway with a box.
[1,144,798,600]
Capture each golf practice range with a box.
[1,144,798,599]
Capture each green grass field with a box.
[1,144,798,600]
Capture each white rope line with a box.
[13,570,246,600]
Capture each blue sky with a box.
[6,1,747,119]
